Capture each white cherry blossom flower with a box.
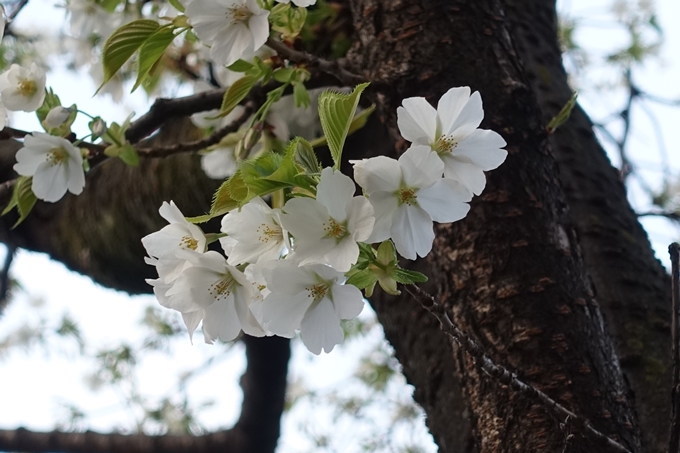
[352,145,471,260]
[166,250,266,343]
[0,63,47,112]
[13,132,85,202]
[141,201,207,282]
[281,168,374,272]
[220,197,289,266]
[65,0,114,38]
[186,0,270,67]
[260,261,364,354]
[244,262,277,337]
[0,101,7,131]
[397,87,507,195]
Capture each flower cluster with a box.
[143,87,507,354]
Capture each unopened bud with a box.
[44,106,73,128]
[90,118,106,138]
[242,126,262,154]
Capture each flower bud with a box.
[44,106,73,128]
[90,118,107,138]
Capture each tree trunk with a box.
[0,0,671,452]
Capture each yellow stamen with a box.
[227,4,252,24]
[208,275,235,301]
[256,223,282,243]
[18,79,37,97]
[47,148,68,166]
[179,236,199,250]
[323,218,348,240]
[398,188,417,206]
[434,134,459,154]
[305,282,330,304]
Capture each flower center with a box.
[256,223,282,244]
[208,274,236,301]
[323,218,349,241]
[397,187,418,206]
[47,147,68,166]
[18,79,37,97]
[305,282,330,304]
[227,4,252,24]
[434,134,459,154]
[179,235,199,250]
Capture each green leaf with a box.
[36,88,61,125]
[546,91,578,134]
[291,137,321,174]
[133,25,176,92]
[293,81,310,108]
[2,176,37,227]
[228,59,255,73]
[210,171,248,219]
[346,270,379,290]
[377,240,396,266]
[273,67,295,83]
[167,0,185,13]
[390,268,428,284]
[218,74,259,118]
[347,104,375,135]
[99,19,160,91]
[118,144,140,167]
[317,82,369,169]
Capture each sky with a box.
[0,0,679,451]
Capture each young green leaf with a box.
[291,137,321,174]
[218,74,259,118]
[133,25,176,92]
[167,0,185,13]
[390,268,428,284]
[346,269,379,290]
[546,91,578,134]
[118,144,140,167]
[99,20,160,91]
[2,176,37,228]
[318,82,369,169]
[228,59,255,73]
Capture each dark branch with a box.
[265,38,367,87]
[668,243,680,453]
[0,336,291,453]
[404,284,633,453]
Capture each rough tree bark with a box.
[0,0,671,452]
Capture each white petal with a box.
[261,291,311,337]
[399,145,444,189]
[366,191,398,243]
[248,12,270,51]
[398,97,437,143]
[65,160,85,195]
[441,157,488,195]
[280,198,328,240]
[352,156,401,195]
[14,147,47,176]
[330,283,364,319]
[437,87,471,135]
[32,161,69,202]
[202,297,242,343]
[325,238,359,272]
[316,168,356,221]
[418,179,471,223]
[454,129,508,170]
[182,310,204,343]
[233,285,266,337]
[448,91,484,136]
[391,205,434,260]
[300,298,343,354]
[346,196,375,242]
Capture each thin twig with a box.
[265,38,367,87]
[136,103,255,158]
[404,284,633,453]
[667,243,680,453]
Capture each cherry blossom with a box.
[13,132,85,202]
[260,261,364,354]
[352,145,471,260]
[275,0,317,7]
[141,201,207,283]
[397,87,507,195]
[44,106,73,128]
[165,250,266,343]
[220,197,289,266]
[186,0,270,67]
[281,168,374,272]
[0,63,46,112]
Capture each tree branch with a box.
[265,38,367,87]
[404,284,633,453]
[0,336,290,453]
